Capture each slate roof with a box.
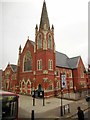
[56,51,80,69]
[67,56,80,69]
[10,64,17,72]
[56,51,70,68]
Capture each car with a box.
[86,95,90,102]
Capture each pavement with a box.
[18,94,90,119]
[18,94,73,118]
[61,99,90,119]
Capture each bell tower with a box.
[35,0,55,52]
[35,0,56,90]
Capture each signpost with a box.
[60,73,66,116]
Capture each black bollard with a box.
[31,110,34,120]
[42,90,45,106]
[43,97,45,106]
[33,98,35,106]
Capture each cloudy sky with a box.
[0,0,89,70]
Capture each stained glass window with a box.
[24,51,32,71]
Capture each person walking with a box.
[77,106,84,120]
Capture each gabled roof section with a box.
[68,56,80,69]
[39,0,50,30]
[10,64,17,72]
[56,51,80,69]
[26,39,35,47]
[21,39,35,54]
[56,51,70,68]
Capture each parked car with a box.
[86,95,90,102]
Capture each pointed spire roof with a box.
[39,0,50,30]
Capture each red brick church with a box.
[2,1,88,97]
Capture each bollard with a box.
[68,104,70,113]
[33,98,35,106]
[42,91,45,106]
[43,97,45,106]
[31,110,34,120]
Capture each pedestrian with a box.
[77,106,84,120]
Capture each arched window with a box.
[37,59,42,70]
[80,66,84,78]
[47,81,53,90]
[37,34,42,49]
[48,35,52,49]
[24,51,32,71]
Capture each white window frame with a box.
[37,59,42,70]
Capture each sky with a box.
[0,0,89,70]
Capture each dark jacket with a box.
[77,109,84,120]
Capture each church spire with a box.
[39,0,50,30]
